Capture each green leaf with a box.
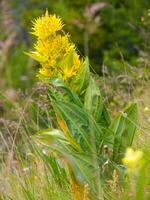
[33,129,72,154]
[52,100,105,153]
[84,77,103,122]
[100,105,111,127]
[34,129,68,145]
[48,78,83,107]
[110,103,138,162]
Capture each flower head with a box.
[58,50,81,81]
[122,148,143,173]
[32,10,63,39]
[30,34,74,68]
[38,50,81,81]
[28,11,82,84]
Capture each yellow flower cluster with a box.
[31,10,63,39]
[29,10,81,82]
[122,148,143,173]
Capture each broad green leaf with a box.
[48,78,83,107]
[52,100,105,153]
[84,77,103,122]
[110,103,138,162]
[33,129,73,154]
[33,129,78,155]
[34,129,68,145]
[100,105,111,127]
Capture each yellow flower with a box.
[39,67,53,77]
[32,10,63,39]
[39,66,62,79]
[62,66,77,81]
[30,34,74,68]
[28,11,82,83]
[122,148,143,173]
[143,106,149,112]
[59,51,81,81]
[39,51,81,81]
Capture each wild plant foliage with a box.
[27,11,139,199]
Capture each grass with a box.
[1,156,71,200]
[0,87,71,200]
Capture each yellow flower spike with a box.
[122,148,143,173]
[29,11,82,84]
[32,10,63,39]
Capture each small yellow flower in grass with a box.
[123,148,143,173]
[143,106,149,112]
[32,10,63,39]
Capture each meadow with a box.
[0,1,150,200]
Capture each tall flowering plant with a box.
[28,11,138,199]
[28,10,89,94]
